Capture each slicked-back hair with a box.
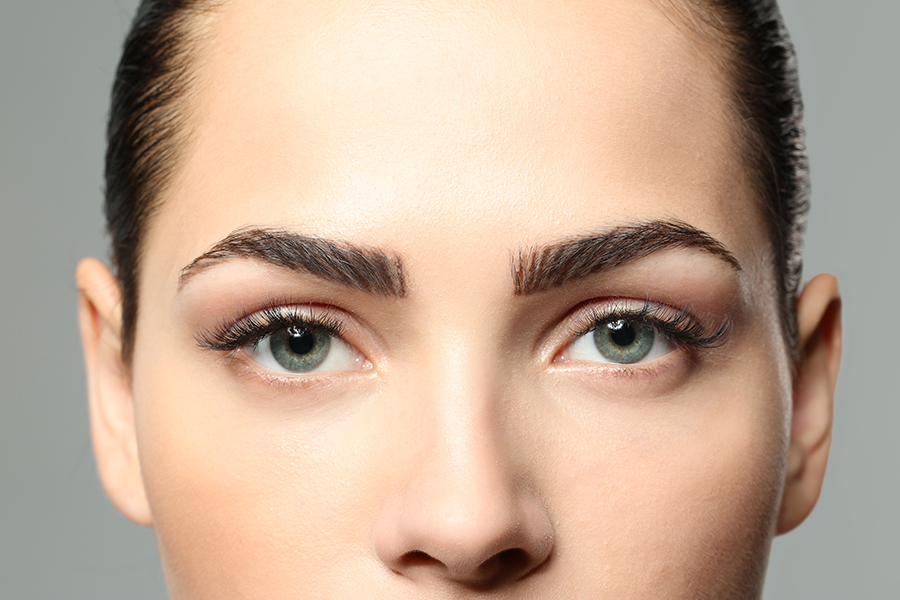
[104,0,809,362]
[105,0,220,361]
[670,0,810,360]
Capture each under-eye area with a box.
[556,298,732,368]
[196,303,369,378]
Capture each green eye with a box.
[592,319,655,364]
[267,326,332,372]
[204,307,363,377]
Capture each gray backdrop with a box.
[1,0,897,598]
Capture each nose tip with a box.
[372,344,555,588]
[374,478,554,586]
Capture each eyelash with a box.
[196,304,348,354]
[196,299,728,372]
[566,300,730,352]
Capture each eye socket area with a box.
[553,299,730,367]
[197,304,371,377]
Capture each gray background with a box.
[1,0,897,597]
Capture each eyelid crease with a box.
[196,303,348,353]
[566,299,732,349]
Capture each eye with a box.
[245,324,362,374]
[197,304,368,377]
[566,317,675,365]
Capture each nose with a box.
[372,362,554,587]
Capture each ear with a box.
[77,258,152,526]
[776,273,842,534]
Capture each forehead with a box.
[154,0,755,270]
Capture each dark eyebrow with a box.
[179,228,407,297]
[513,220,741,295]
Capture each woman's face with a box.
[128,0,793,597]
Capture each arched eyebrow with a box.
[179,228,407,297]
[512,220,741,295]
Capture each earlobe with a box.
[777,273,842,534]
[77,258,153,527]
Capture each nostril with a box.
[474,548,531,584]
[399,550,438,569]
[495,548,529,573]
[395,547,535,585]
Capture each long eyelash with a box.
[570,300,731,349]
[197,304,347,352]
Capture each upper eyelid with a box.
[197,304,348,352]
[563,299,731,348]
[565,300,672,337]
[567,302,652,337]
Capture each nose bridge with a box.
[403,324,513,519]
[373,324,553,585]
[426,327,503,465]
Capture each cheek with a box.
[552,363,789,598]
[130,348,388,596]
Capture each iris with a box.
[593,319,655,364]
[269,326,331,372]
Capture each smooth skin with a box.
[78,0,842,598]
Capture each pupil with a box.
[608,320,636,347]
[287,327,315,355]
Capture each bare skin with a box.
[78,0,842,598]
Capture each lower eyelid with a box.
[554,359,683,389]
[227,357,363,391]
